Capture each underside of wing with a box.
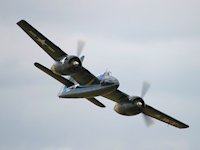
[17,20,67,60]
[143,105,189,129]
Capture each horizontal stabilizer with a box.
[143,105,189,129]
[86,98,106,108]
[34,63,74,87]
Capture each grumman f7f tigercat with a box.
[17,20,189,129]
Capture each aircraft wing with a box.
[143,105,189,129]
[103,89,129,103]
[17,20,100,86]
[17,20,67,60]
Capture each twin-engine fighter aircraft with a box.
[17,20,189,129]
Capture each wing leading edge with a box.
[17,20,67,60]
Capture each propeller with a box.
[141,81,151,98]
[77,40,86,57]
[140,81,154,127]
[68,40,86,83]
[137,81,189,129]
[71,40,85,67]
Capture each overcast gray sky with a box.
[0,0,200,149]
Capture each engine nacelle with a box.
[51,55,82,75]
[114,97,145,116]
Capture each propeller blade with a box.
[80,55,85,63]
[77,40,86,57]
[141,81,151,98]
[142,113,154,127]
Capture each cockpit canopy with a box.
[98,71,119,86]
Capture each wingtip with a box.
[17,19,26,25]
[178,123,189,129]
[184,124,189,129]
[34,62,43,69]
[34,62,39,67]
[100,104,106,108]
